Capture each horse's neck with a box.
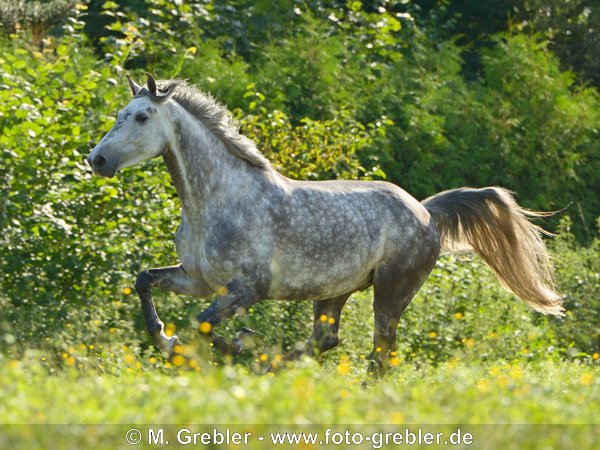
[162,106,260,219]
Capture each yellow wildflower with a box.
[337,356,351,376]
[165,323,176,337]
[476,379,490,393]
[580,373,593,386]
[172,355,186,367]
[198,322,212,334]
[463,338,475,347]
[510,366,523,380]
[496,375,509,388]
[390,412,404,424]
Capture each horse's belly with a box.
[267,251,375,300]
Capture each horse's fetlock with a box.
[367,358,386,379]
[147,321,163,336]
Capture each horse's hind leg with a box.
[368,259,437,378]
[269,294,350,371]
[135,264,213,354]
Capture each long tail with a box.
[422,187,564,316]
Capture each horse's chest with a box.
[174,218,204,276]
[174,215,260,287]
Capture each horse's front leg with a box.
[135,264,213,354]
[196,279,261,355]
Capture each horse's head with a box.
[87,73,174,178]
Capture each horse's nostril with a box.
[93,155,106,168]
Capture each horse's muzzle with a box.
[86,151,118,178]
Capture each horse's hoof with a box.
[366,359,386,380]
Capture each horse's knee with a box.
[135,270,153,293]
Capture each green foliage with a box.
[252,22,351,120]
[0,25,178,349]
[408,0,600,89]
[98,0,206,71]
[0,0,75,44]
[177,40,252,110]
[356,30,600,238]
[240,105,386,181]
[522,0,600,89]
[478,34,600,226]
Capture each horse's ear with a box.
[146,72,158,96]
[126,74,142,96]
[145,72,173,103]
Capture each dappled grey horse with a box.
[87,73,563,376]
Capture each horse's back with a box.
[281,178,433,240]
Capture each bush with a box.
[0,0,75,44]
[0,25,178,353]
[240,105,386,181]
[354,30,600,239]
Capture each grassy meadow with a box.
[1,233,599,448]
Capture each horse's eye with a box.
[135,113,148,123]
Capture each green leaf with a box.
[64,71,77,84]
[57,45,69,57]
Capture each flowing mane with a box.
[157,79,271,170]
